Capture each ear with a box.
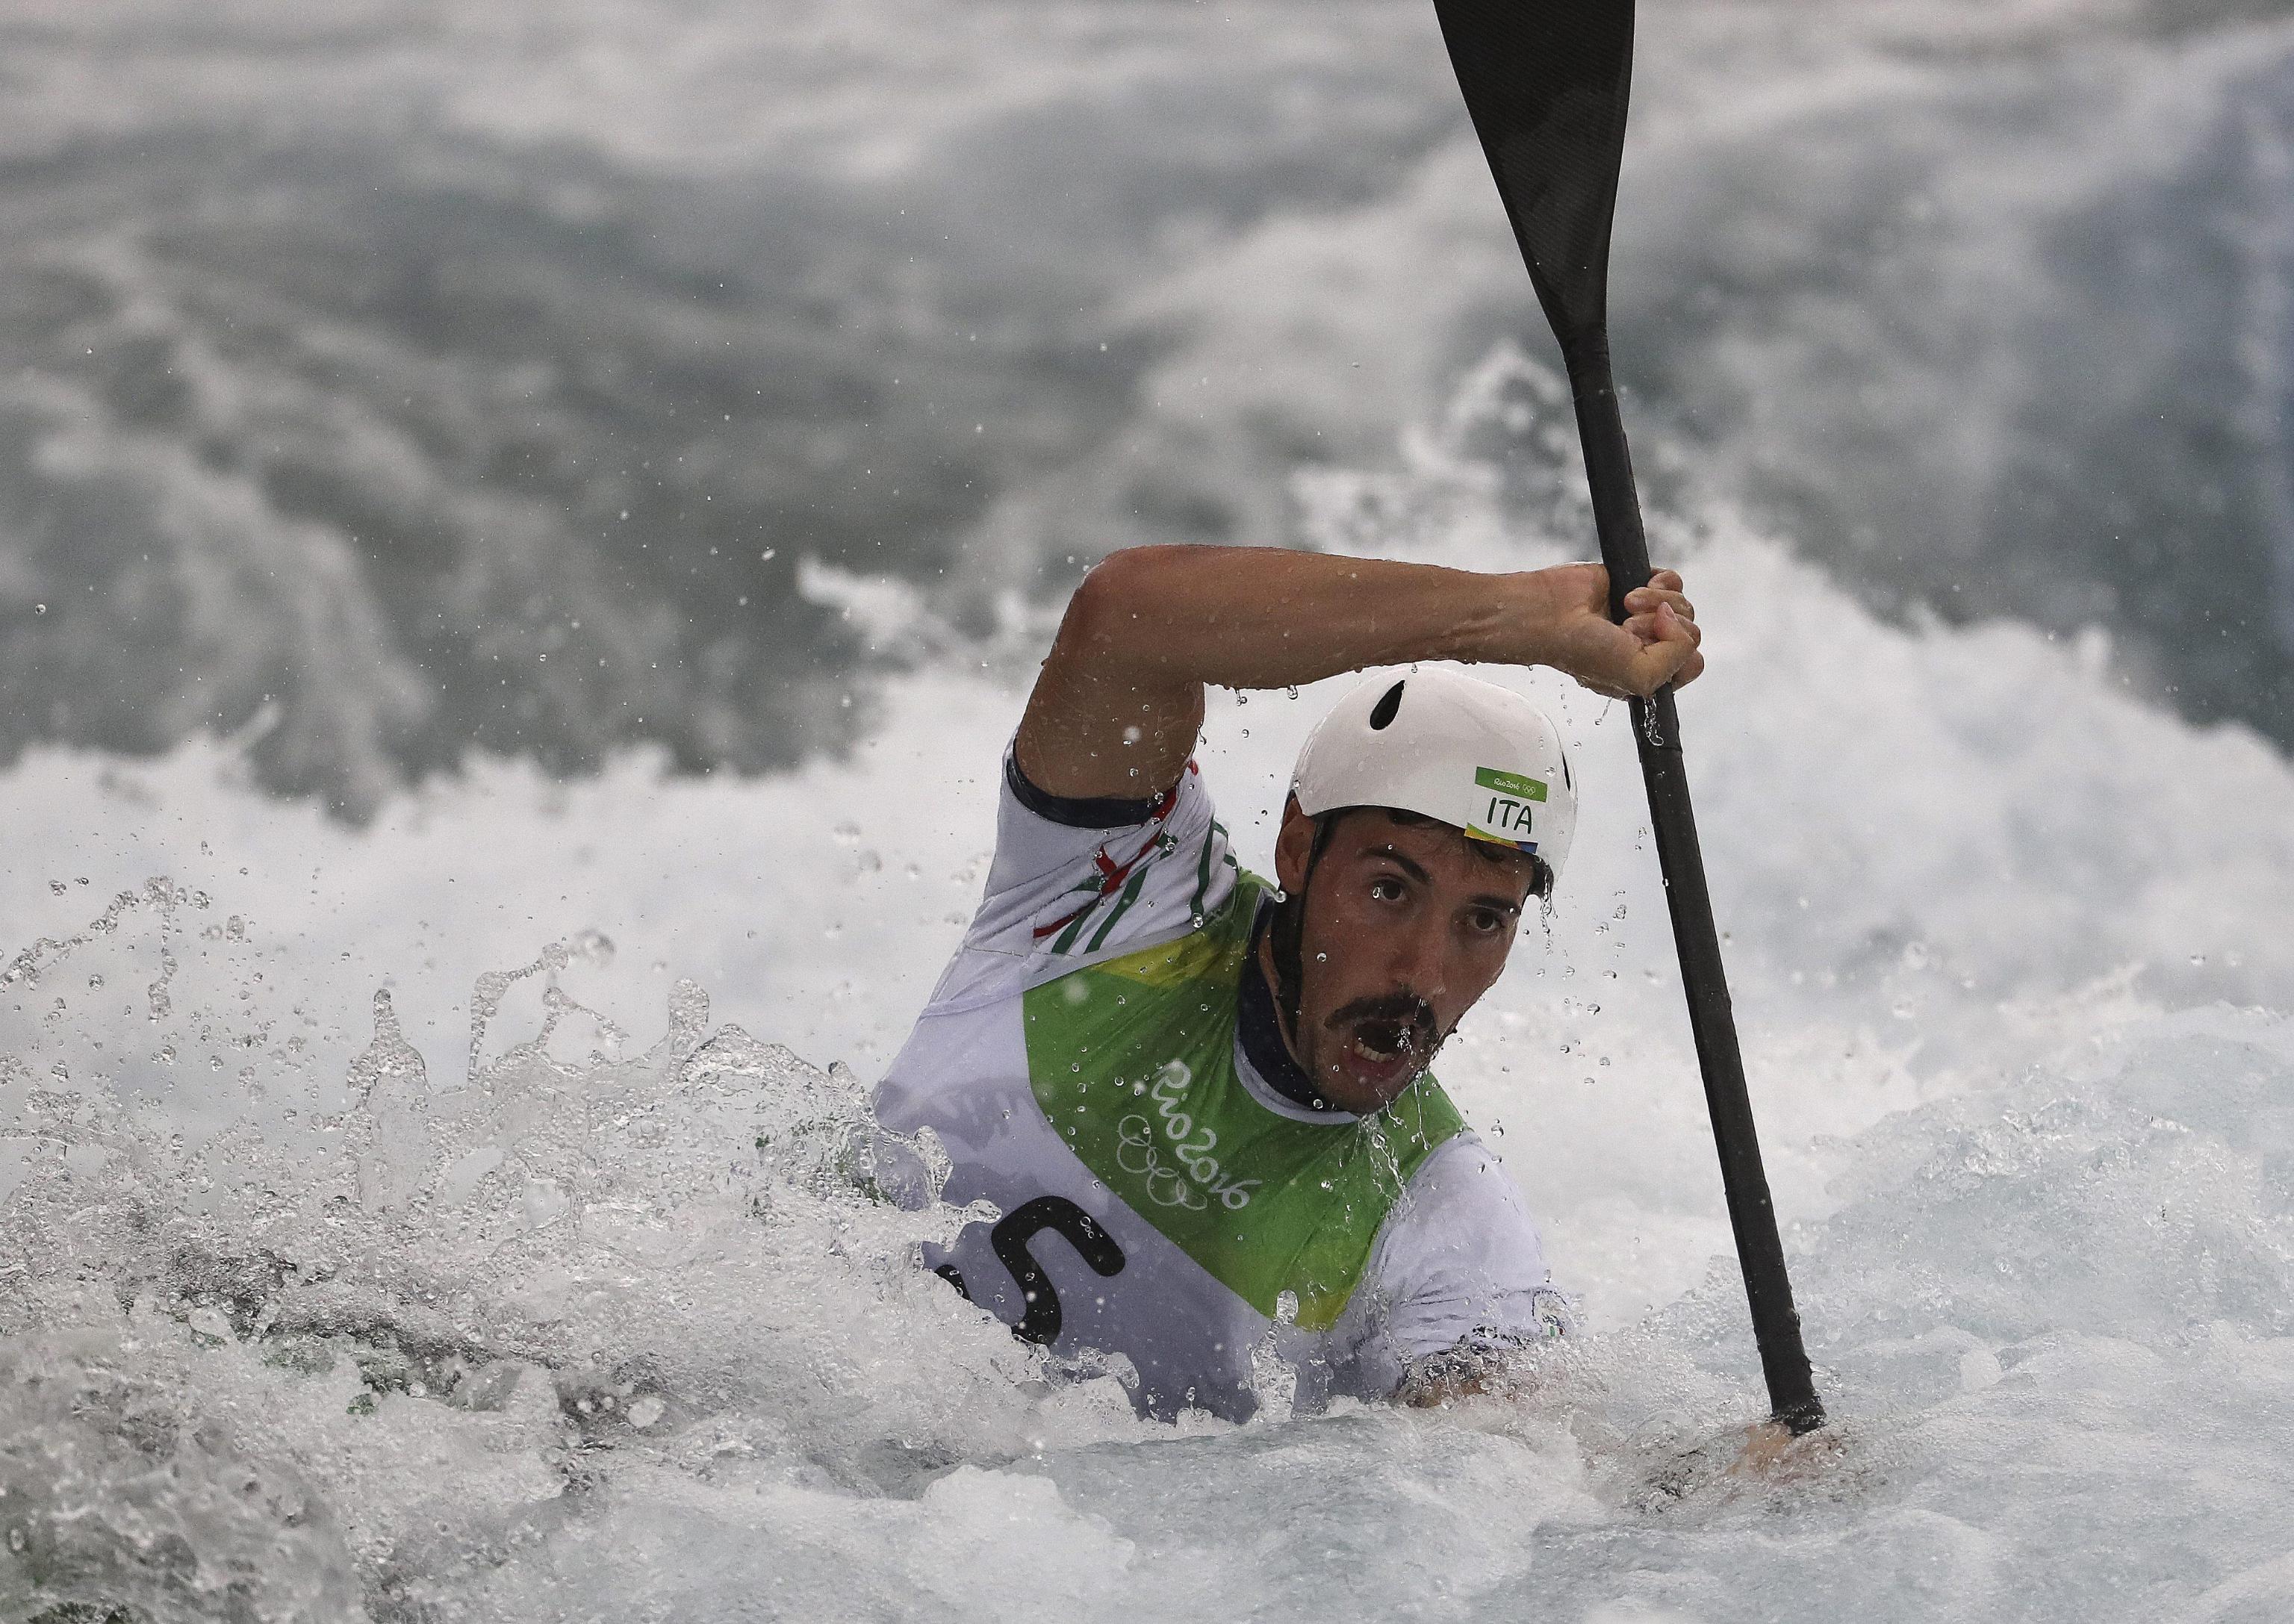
[1273,796,1318,895]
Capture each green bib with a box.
[1021,876,1466,1331]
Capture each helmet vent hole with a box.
[1561,753,1573,791]
[1367,681,1405,730]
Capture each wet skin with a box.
[1258,804,1541,1114]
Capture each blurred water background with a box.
[2,0,2290,812]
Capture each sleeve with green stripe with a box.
[921,745,1241,1008]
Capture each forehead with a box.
[1328,809,1539,895]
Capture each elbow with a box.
[1054,547,1185,659]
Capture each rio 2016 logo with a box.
[1114,1060,1259,1211]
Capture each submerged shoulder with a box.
[1403,1131,1538,1229]
[1373,1130,1550,1298]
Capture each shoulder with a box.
[921,745,1242,1009]
[1367,1132,1564,1340]
[1392,1133,1545,1260]
[1314,1130,1571,1399]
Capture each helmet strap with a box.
[1267,814,1341,1052]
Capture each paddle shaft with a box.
[1423,0,1823,1431]
[1564,332,1824,1434]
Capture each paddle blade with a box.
[1431,0,1635,346]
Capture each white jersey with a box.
[871,748,1566,1421]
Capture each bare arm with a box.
[1015,545,1703,800]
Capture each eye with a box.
[1369,877,1406,904]
[1466,907,1511,936]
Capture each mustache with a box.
[1324,993,1442,1056]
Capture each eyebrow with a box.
[1367,844,1433,886]
[1364,845,1529,914]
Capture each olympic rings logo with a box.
[1111,1060,1260,1211]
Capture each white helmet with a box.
[1288,668,1577,890]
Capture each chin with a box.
[1319,1057,1421,1114]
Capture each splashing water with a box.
[0,911,1170,1622]
[5,603,2294,1620]
[4,299,2294,1624]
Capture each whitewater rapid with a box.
[2,344,2289,1621]
[6,0,2293,806]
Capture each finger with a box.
[1649,568,1684,591]
[1660,605,1706,686]
[1624,612,1705,692]
[1623,604,1700,648]
[1637,635,1701,694]
[1625,586,1697,623]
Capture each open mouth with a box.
[1320,995,1443,1093]
[1340,1015,1434,1082]
[1352,1021,1413,1059]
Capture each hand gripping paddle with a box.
[1430,0,1825,1433]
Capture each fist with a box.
[1529,564,1704,699]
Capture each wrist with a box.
[1488,569,1566,667]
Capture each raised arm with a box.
[1014,545,1703,800]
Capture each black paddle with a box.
[1430,0,1825,1434]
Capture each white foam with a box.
[5,330,2294,1615]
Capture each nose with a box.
[1380,912,1448,1003]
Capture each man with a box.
[874,544,1703,1419]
